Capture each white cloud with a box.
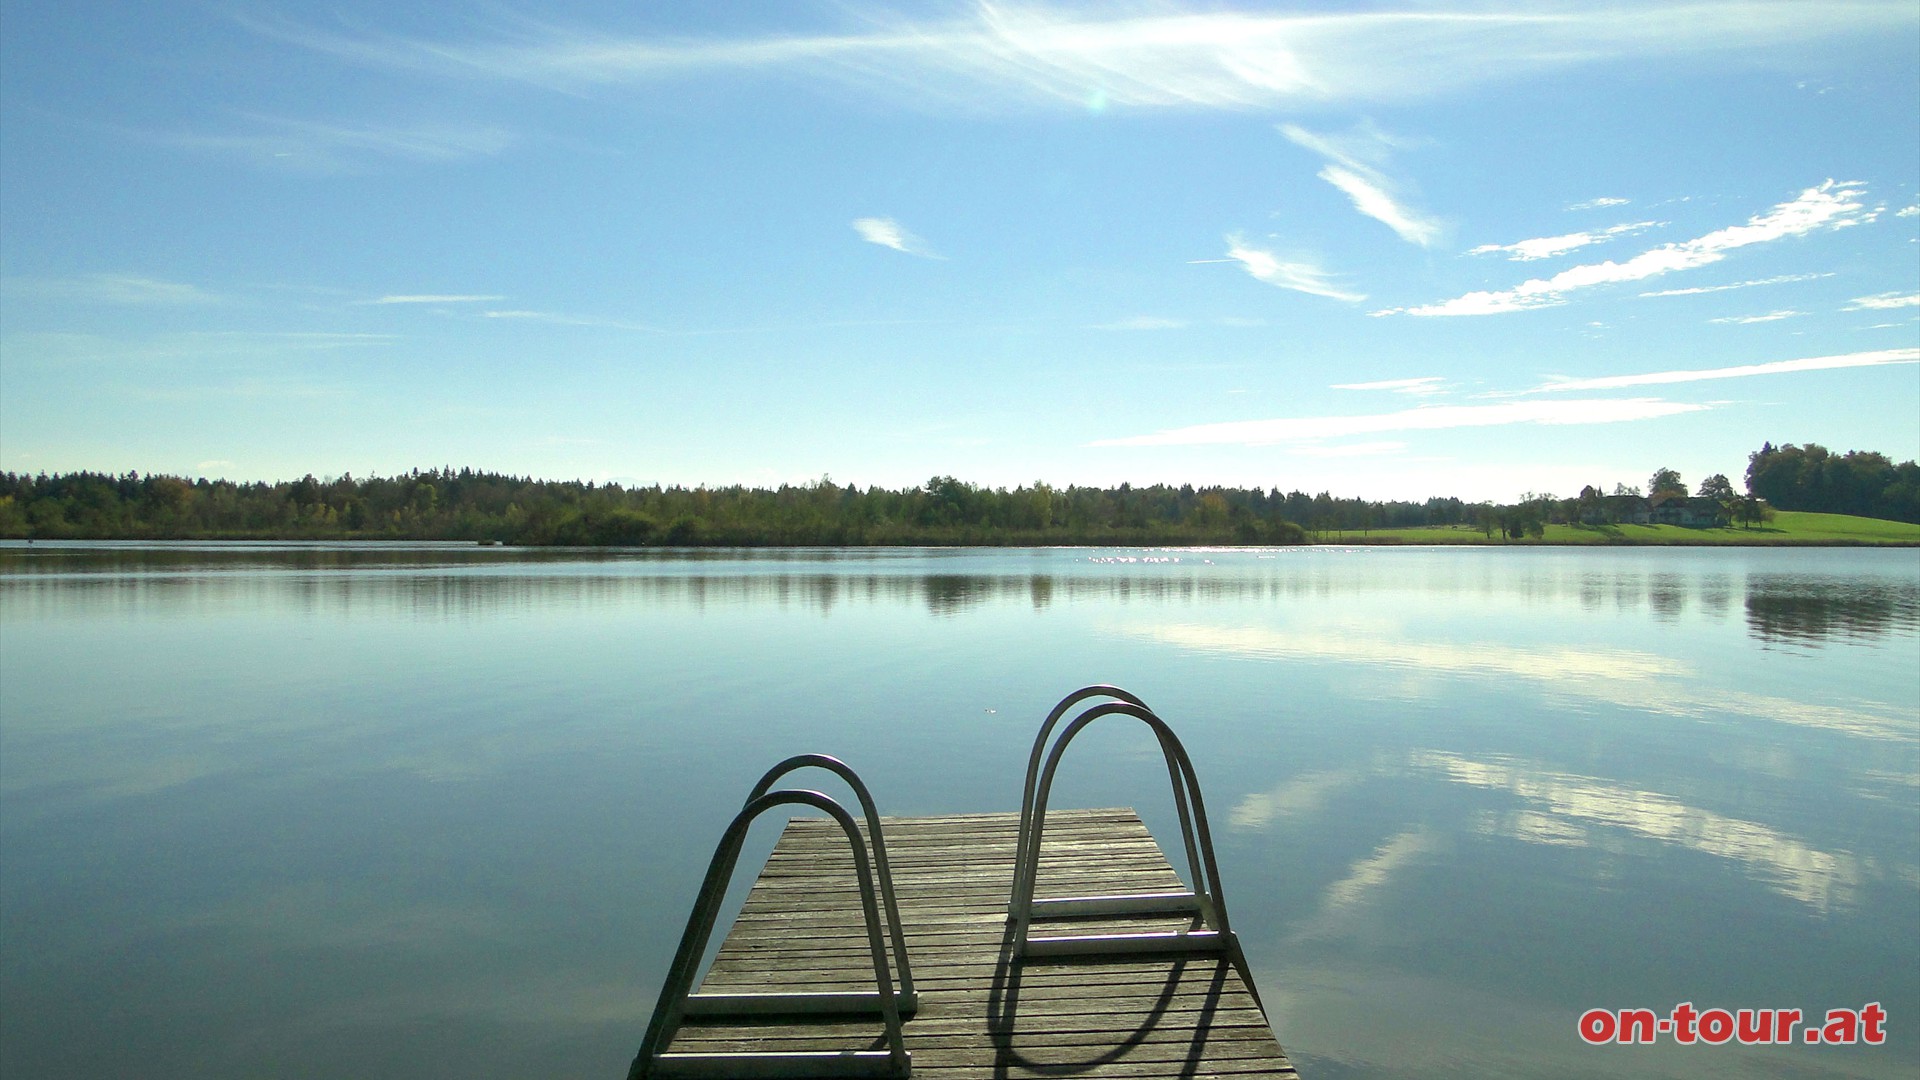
[1332,376,1447,395]
[1,273,220,305]
[1091,397,1704,447]
[1093,315,1186,330]
[1568,196,1630,210]
[1320,165,1444,247]
[373,294,504,304]
[156,115,513,171]
[480,309,666,332]
[1290,441,1409,457]
[1384,181,1872,316]
[1468,221,1659,261]
[0,330,396,385]
[1897,205,1919,218]
[245,4,1920,114]
[1639,272,1831,297]
[1709,310,1802,324]
[1525,348,1919,393]
[852,216,941,258]
[1281,123,1442,247]
[1220,234,1363,302]
[1846,291,1920,310]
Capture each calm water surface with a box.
[2,542,1916,1079]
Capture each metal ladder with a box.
[630,755,914,1079]
[1006,686,1262,1008]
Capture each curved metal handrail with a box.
[745,754,915,1006]
[1014,688,1205,922]
[1011,685,1151,906]
[1009,701,1230,940]
[1006,699,1262,1010]
[631,789,911,1079]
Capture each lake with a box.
[1,542,1915,1079]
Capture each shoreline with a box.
[5,535,1917,550]
[4,511,1918,550]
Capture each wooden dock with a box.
[658,807,1297,1078]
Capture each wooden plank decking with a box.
[661,808,1297,1078]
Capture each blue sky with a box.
[2,1,1916,501]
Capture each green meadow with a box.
[1322,511,1920,546]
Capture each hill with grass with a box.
[1323,511,1920,546]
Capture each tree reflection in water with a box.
[1745,578,1919,647]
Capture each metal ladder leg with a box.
[1006,693,1266,1012]
[1010,685,1150,911]
[743,754,916,1013]
[631,786,912,1079]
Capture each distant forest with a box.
[1744,443,1920,523]
[1,441,1912,544]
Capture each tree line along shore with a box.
[2,443,1915,547]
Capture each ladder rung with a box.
[1022,929,1232,958]
[1028,891,1201,918]
[651,1050,908,1078]
[683,990,919,1016]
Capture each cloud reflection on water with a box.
[1129,622,1916,743]
[1228,767,1367,829]
[1293,828,1443,942]
[1231,751,1873,921]
[1413,750,1862,912]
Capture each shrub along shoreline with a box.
[3,469,1914,547]
[1295,512,1919,546]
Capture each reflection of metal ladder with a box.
[1006,686,1262,1007]
[630,755,915,1079]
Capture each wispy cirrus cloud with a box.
[1468,220,1659,261]
[1710,310,1802,324]
[481,309,667,332]
[1318,165,1443,247]
[1291,441,1410,457]
[1090,398,1704,447]
[0,330,395,377]
[1639,272,1831,297]
[1847,291,1920,310]
[1332,376,1447,395]
[852,217,942,258]
[1281,123,1441,247]
[128,377,353,402]
[1523,348,1919,394]
[1,273,221,305]
[240,3,1919,113]
[478,308,949,337]
[1381,180,1872,316]
[1568,196,1630,211]
[1213,234,1363,302]
[1093,315,1186,331]
[153,114,514,171]
[372,294,505,305]
[1092,315,1268,330]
